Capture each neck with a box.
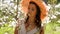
[25,17,36,31]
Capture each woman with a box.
[14,0,47,34]
[25,1,41,34]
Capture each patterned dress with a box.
[17,19,40,34]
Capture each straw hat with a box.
[20,0,48,21]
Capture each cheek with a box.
[29,11,36,17]
[28,10,36,17]
[32,11,36,16]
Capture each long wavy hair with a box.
[25,1,41,29]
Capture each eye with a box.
[31,8,34,11]
[28,7,35,11]
[28,4,36,12]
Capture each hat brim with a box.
[20,0,48,20]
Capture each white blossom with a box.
[14,5,17,10]
[3,0,10,4]
[9,21,16,27]
[51,15,56,19]
[4,32,8,34]
[57,20,60,23]
[55,3,60,8]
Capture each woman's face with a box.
[28,3,37,18]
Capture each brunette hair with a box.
[25,1,41,29]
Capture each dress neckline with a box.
[26,27,39,34]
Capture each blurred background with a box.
[0,0,60,34]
